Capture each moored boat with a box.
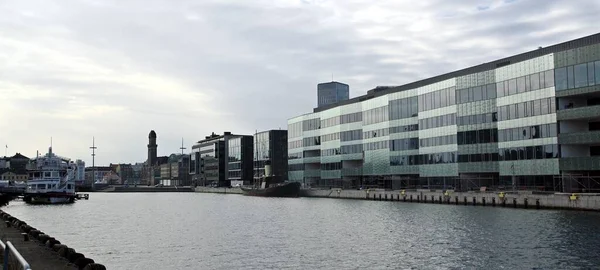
[24,147,79,204]
[241,161,301,197]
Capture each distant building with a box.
[4,153,29,174]
[141,130,169,185]
[0,169,27,181]
[85,166,113,185]
[148,130,158,166]
[75,160,85,185]
[190,132,253,187]
[254,130,288,183]
[317,81,349,108]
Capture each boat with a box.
[240,160,301,197]
[23,147,79,204]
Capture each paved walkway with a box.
[0,221,77,270]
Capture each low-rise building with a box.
[254,130,288,183]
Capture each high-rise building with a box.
[190,132,253,187]
[317,81,350,108]
[254,130,288,183]
[288,33,600,193]
[148,130,158,166]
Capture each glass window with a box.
[525,75,531,91]
[526,146,535,159]
[555,67,568,90]
[487,84,497,99]
[549,124,557,137]
[510,148,518,160]
[517,103,525,118]
[545,145,554,159]
[473,86,482,101]
[574,63,588,88]
[531,125,540,139]
[567,66,575,89]
[497,82,505,97]
[553,144,560,158]
[544,69,554,88]
[517,76,526,93]
[530,72,540,91]
[508,79,517,95]
[596,61,600,86]
[535,146,544,160]
[588,62,596,86]
[541,98,549,115]
[534,99,541,116]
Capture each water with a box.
[3,193,600,269]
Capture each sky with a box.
[0,0,599,166]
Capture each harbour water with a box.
[4,193,600,269]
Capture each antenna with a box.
[50,137,53,148]
[180,138,186,155]
[331,73,334,82]
[90,137,97,190]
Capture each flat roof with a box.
[313,32,600,113]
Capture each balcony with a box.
[560,156,600,171]
[559,131,600,145]
[304,170,321,178]
[557,105,600,121]
[302,156,321,164]
[556,84,600,98]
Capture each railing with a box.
[0,240,31,270]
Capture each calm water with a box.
[3,193,600,269]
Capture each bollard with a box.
[379,194,382,201]
[482,197,486,206]
[424,196,427,203]
[385,194,388,201]
[502,198,506,207]
[464,196,467,205]
[455,196,459,205]
[472,197,476,206]
[417,195,420,202]
[403,195,406,202]
[492,197,496,207]
[410,195,413,202]
[21,233,29,242]
[513,198,517,208]
[439,195,442,203]
[524,198,528,209]
[536,199,540,209]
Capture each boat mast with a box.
[254,130,258,188]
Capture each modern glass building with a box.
[288,33,600,192]
[190,132,253,187]
[254,130,288,183]
[317,81,350,108]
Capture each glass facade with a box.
[289,33,600,192]
[317,82,350,108]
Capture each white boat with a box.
[24,147,78,204]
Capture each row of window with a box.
[456,83,497,104]
[390,151,457,166]
[364,140,389,151]
[289,163,305,171]
[498,123,558,142]
[364,128,389,139]
[458,152,499,163]
[420,135,457,148]
[419,113,456,130]
[341,144,363,155]
[457,112,497,126]
[418,87,456,112]
[497,69,555,98]
[289,140,303,149]
[555,61,600,91]
[321,132,340,143]
[457,128,499,145]
[499,144,559,161]
[389,138,419,151]
[321,162,342,171]
[389,96,418,120]
[288,152,303,160]
[303,136,321,147]
[289,122,302,138]
[341,129,363,142]
[390,124,419,134]
[498,97,555,121]
[363,106,389,125]
[321,148,340,157]
[302,118,321,131]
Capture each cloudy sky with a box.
[0,0,598,165]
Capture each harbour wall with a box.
[105,186,195,192]
[301,189,600,211]
[194,186,243,194]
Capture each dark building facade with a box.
[289,33,600,193]
[148,130,158,166]
[318,81,350,108]
[190,132,253,187]
[254,130,288,183]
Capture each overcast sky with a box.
[0,0,598,165]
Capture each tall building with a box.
[288,33,600,193]
[190,132,253,187]
[148,130,158,166]
[75,159,85,185]
[317,81,350,108]
[254,130,288,183]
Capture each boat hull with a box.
[241,182,301,197]
[24,193,76,204]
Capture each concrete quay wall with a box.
[195,186,243,194]
[301,189,600,211]
[108,186,195,192]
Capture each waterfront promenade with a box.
[195,186,600,211]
